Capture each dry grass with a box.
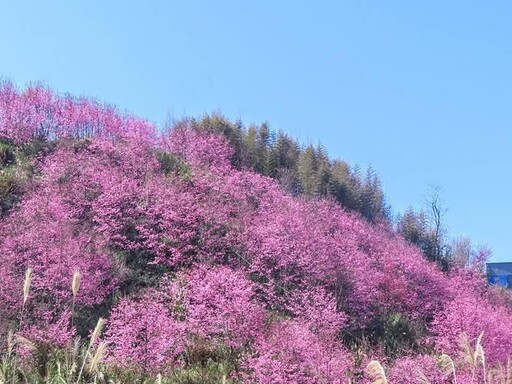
[438,353,457,384]
[76,317,105,384]
[22,268,32,305]
[366,360,388,384]
[72,271,81,299]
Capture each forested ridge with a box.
[174,114,389,224]
[172,114,478,272]
[0,82,511,383]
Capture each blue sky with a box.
[1,1,511,261]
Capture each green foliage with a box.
[0,337,238,383]
[396,204,453,270]
[0,140,46,216]
[0,166,18,215]
[0,141,15,166]
[360,167,388,222]
[156,150,191,179]
[114,248,173,294]
[328,160,361,211]
[343,313,424,360]
[176,341,239,384]
[170,361,235,384]
[380,313,423,357]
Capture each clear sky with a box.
[1,1,511,261]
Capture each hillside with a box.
[1,83,512,383]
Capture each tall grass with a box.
[2,269,512,383]
[366,360,388,384]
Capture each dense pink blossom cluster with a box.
[0,81,155,143]
[105,297,185,374]
[1,84,512,380]
[105,265,264,372]
[162,124,234,171]
[0,177,117,345]
[388,355,448,384]
[245,320,352,384]
[182,265,265,347]
[430,269,512,364]
[20,310,75,350]
[242,194,450,327]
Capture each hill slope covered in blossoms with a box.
[1,83,512,383]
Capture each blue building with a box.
[487,262,512,288]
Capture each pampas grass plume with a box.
[367,360,388,384]
[88,341,107,374]
[90,317,105,346]
[23,267,32,304]
[72,270,81,299]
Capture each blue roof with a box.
[487,263,512,288]
[487,262,512,276]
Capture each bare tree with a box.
[425,186,451,269]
